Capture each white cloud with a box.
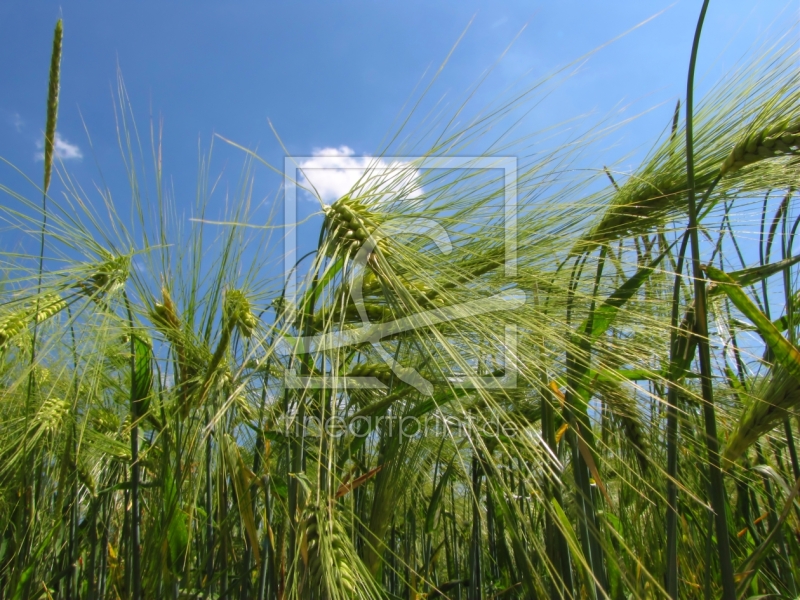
[35,132,83,161]
[297,146,422,204]
[11,113,24,132]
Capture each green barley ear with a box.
[723,366,799,464]
[224,289,258,338]
[346,362,393,384]
[0,311,27,349]
[323,194,379,257]
[43,19,63,194]
[34,293,67,324]
[596,379,649,473]
[302,506,359,595]
[0,293,66,348]
[720,117,800,175]
[76,255,130,300]
[36,396,70,437]
[151,286,181,335]
[671,99,680,142]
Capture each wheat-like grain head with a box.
[720,117,800,175]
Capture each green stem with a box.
[205,408,214,594]
[468,454,482,600]
[124,294,142,600]
[542,377,575,599]
[564,248,608,598]
[755,443,794,591]
[779,200,800,483]
[683,1,736,596]
[665,229,690,599]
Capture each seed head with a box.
[721,117,800,175]
[0,293,66,348]
[76,255,130,299]
[224,289,258,338]
[324,195,382,257]
[151,287,181,335]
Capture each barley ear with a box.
[43,19,63,194]
[0,311,27,349]
[224,289,258,338]
[670,99,680,142]
[720,117,800,175]
[0,294,66,349]
[34,294,67,324]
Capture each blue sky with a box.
[0,1,794,279]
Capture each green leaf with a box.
[10,565,35,600]
[705,265,800,461]
[586,244,672,342]
[550,497,593,592]
[164,471,189,569]
[425,459,456,534]
[11,521,57,600]
[769,289,800,332]
[270,474,289,499]
[221,434,260,564]
[132,335,152,416]
[289,471,312,496]
[720,253,800,290]
[705,266,800,383]
[735,474,800,595]
[298,256,345,317]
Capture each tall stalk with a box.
[125,295,142,600]
[468,454,482,600]
[779,193,800,483]
[30,17,62,382]
[683,1,736,596]
[17,22,62,593]
[542,379,574,599]
[205,408,214,595]
[664,230,690,599]
[564,247,608,599]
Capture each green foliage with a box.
[1,12,800,600]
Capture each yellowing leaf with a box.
[555,423,569,444]
[336,464,383,499]
[549,381,566,406]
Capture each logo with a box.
[282,156,521,394]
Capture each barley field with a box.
[1,4,799,599]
